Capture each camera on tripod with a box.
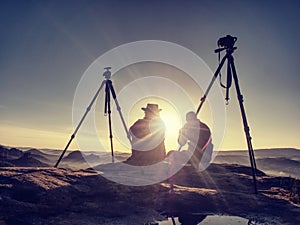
[217,35,237,49]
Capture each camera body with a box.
[217,35,237,49]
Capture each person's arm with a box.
[178,128,187,146]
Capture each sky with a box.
[0,0,299,152]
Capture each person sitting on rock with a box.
[178,111,213,170]
[126,103,166,166]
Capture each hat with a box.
[141,103,162,114]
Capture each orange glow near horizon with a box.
[126,97,184,152]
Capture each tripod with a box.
[196,35,258,194]
[55,67,132,167]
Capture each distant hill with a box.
[63,150,85,162]
[84,153,101,163]
[215,148,300,158]
[257,157,300,167]
[9,148,23,158]
[62,151,100,164]
[10,152,49,167]
[26,148,58,163]
[0,146,9,158]
[213,148,300,178]
[0,146,23,160]
[1,145,300,178]
[39,148,64,155]
[256,157,300,178]
[213,155,249,165]
[0,146,49,167]
[30,153,52,164]
[254,148,300,159]
[26,148,45,155]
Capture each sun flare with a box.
[160,110,182,151]
[126,97,184,152]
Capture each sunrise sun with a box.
[127,97,184,151]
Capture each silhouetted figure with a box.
[126,104,166,166]
[178,111,213,170]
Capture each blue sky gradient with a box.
[0,0,299,150]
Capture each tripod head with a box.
[103,67,112,80]
[213,35,238,104]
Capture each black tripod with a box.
[196,35,258,194]
[55,67,132,167]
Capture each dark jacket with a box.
[128,117,166,165]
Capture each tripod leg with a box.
[108,81,132,144]
[55,80,106,167]
[171,216,176,225]
[54,135,75,168]
[196,53,228,115]
[105,82,114,163]
[225,59,232,103]
[229,55,258,194]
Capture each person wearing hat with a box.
[177,111,213,170]
[126,103,166,165]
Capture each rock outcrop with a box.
[0,163,299,225]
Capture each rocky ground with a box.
[0,163,299,225]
